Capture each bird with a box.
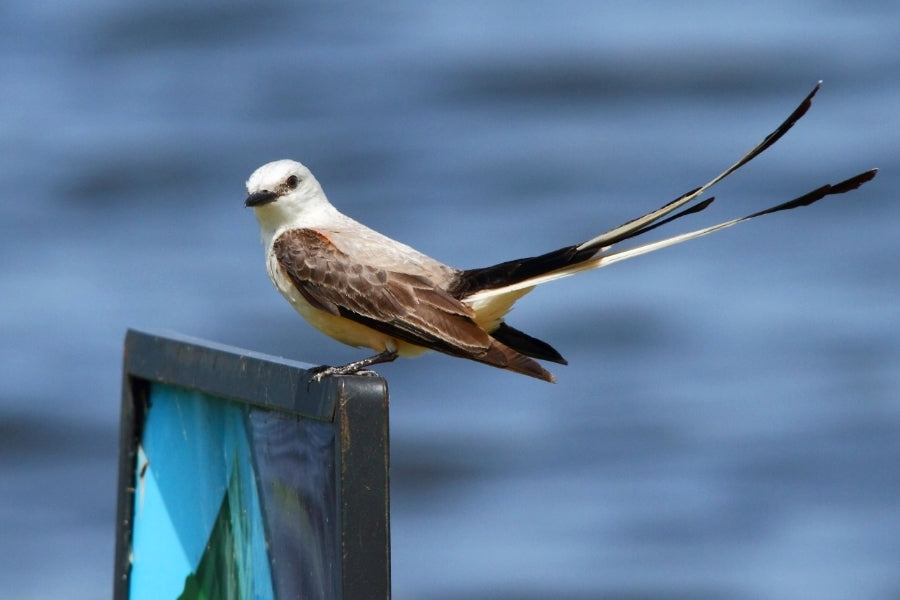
[245,83,876,383]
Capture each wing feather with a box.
[276,230,483,352]
[272,228,556,381]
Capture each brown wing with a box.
[273,228,555,381]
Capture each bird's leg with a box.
[307,350,399,383]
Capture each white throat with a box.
[252,189,339,247]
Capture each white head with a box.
[245,159,335,235]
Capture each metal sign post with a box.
[114,330,390,600]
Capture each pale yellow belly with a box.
[292,295,429,357]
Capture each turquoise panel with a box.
[129,445,192,599]
[129,383,274,600]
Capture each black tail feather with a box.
[450,83,826,300]
[490,322,568,365]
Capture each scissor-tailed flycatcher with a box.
[246,83,876,383]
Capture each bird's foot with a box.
[306,364,337,384]
[305,350,399,386]
[306,364,379,384]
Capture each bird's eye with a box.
[286,175,300,189]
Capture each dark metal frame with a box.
[113,329,390,599]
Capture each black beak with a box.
[245,190,279,207]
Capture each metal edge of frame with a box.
[123,328,391,420]
[112,369,142,600]
[336,377,391,600]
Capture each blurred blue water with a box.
[1,1,898,598]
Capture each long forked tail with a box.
[526,168,877,286]
[454,82,878,304]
